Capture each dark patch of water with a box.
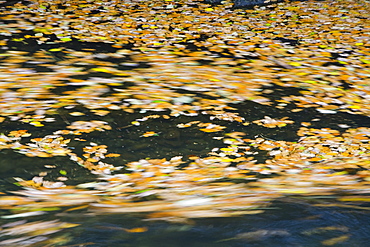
[40,197,370,247]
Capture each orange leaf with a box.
[123,227,148,233]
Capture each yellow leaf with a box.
[322,235,350,246]
[141,131,158,137]
[60,223,80,228]
[70,112,85,116]
[91,68,111,73]
[199,128,219,132]
[65,205,89,211]
[338,197,370,202]
[220,158,234,162]
[349,105,361,109]
[289,62,302,66]
[360,59,370,64]
[106,153,121,157]
[123,227,148,233]
[33,28,51,33]
[87,158,99,162]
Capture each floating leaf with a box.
[141,131,159,137]
[123,227,148,233]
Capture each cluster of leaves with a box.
[0,0,369,245]
[0,0,369,120]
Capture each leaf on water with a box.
[123,227,148,233]
[69,112,85,116]
[1,211,46,219]
[105,153,121,157]
[199,123,226,132]
[174,198,213,207]
[253,116,294,128]
[141,131,159,137]
[0,196,33,206]
[321,234,350,246]
[65,205,89,212]
[235,229,290,241]
[316,109,337,114]
[59,170,67,175]
[338,196,370,202]
[301,226,349,236]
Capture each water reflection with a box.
[1,196,368,246]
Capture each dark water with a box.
[68,199,369,247]
[1,197,369,246]
[1,96,369,186]
[1,100,370,246]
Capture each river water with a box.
[0,0,370,246]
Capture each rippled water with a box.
[3,197,366,247]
